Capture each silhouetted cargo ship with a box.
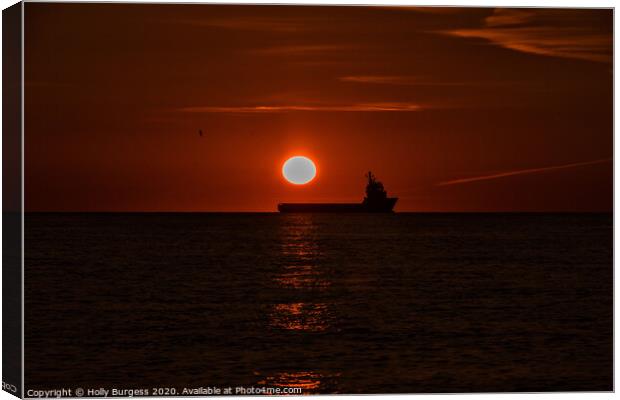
[278,172,398,213]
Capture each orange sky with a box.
[25,4,613,212]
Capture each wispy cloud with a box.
[178,102,422,113]
[340,75,428,85]
[163,16,315,32]
[193,17,303,32]
[437,158,611,186]
[444,9,612,63]
[485,8,536,27]
[339,75,480,86]
[248,44,350,56]
[407,7,469,14]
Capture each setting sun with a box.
[282,156,317,185]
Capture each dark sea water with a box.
[25,213,612,394]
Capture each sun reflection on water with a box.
[260,215,340,393]
[275,216,330,290]
[269,215,334,332]
[258,371,322,391]
[256,371,341,394]
[274,264,331,289]
[269,302,331,332]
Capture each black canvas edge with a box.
[2,1,23,398]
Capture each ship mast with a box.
[366,171,375,185]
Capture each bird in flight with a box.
[198,129,203,137]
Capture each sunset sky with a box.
[25,4,612,212]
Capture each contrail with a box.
[437,158,612,186]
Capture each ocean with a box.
[24,213,613,394]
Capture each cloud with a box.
[407,7,469,14]
[178,102,422,113]
[444,9,612,63]
[248,44,350,56]
[340,75,426,85]
[163,16,318,32]
[174,17,312,32]
[484,8,537,27]
[339,75,483,86]
[374,6,467,14]
[437,158,611,186]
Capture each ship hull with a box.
[278,198,397,213]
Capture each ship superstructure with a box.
[278,171,398,213]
